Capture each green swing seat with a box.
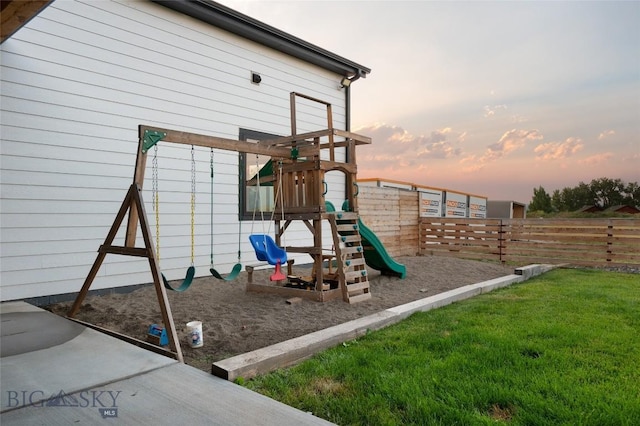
[210,263,242,281]
[162,266,196,292]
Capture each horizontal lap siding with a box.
[0,0,348,300]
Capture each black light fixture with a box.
[251,72,261,84]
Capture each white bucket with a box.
[186,321,203,348]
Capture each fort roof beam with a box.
[259,129,371,147]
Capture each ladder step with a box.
[347,281,370,293]
[336,223,359,232]
[340,235,361,244]
[345,270,368,281]
[342,257,366,269]
[341,246,364,255]
[334,212,359,220]
[348,293,372,304]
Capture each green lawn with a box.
[243,269,640,425]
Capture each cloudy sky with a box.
[220,0,639,202]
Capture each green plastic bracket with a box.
[290,147,299,160]
[142,130,167,153]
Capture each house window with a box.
[239,129,280,220]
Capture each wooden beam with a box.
[259,128,371,147]
[1,0,53,44]
[68,183,184,363]
[66,317,180,361]
[139,125,292,158]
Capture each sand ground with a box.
[47,256,512,372]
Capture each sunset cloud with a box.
[355,123,464,168]
[483,104,507,118]
[534,137,584,160]
[486,129,543,161]
[598,130,616,140]
[579,152,614,165]
[457,129,544,172]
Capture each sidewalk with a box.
[0,301,333,425]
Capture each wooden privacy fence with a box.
[419,218,640,267]
[357,186,418,257]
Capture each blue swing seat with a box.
[249,234,287,265]
[248,234,287,281]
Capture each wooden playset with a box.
[67,92,373,361]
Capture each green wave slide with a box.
[326,201,407,279]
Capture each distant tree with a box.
[622,181,640,207]
[535,178,639,213]
[551,189,563,211]
[590,177,626,208]
[575,182,595,208]
[550,184,591,212]
[528,186,553,213]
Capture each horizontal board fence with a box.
[419,218,640,267]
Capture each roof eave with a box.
[151,0,370,80]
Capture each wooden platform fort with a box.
[246,92,372,304]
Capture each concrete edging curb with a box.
[212,264,555,381]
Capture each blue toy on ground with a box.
[147,324,168,347]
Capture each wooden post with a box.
[125,126,148,247]
[68,184,183,362]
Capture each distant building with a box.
[576,205,602,213]
[486,201,527,219]
[604,205,640,214]
[575,205,639,214]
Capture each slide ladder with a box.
[328,212,371,304]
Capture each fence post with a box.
[606,219,613,265]
[499,219,505,264]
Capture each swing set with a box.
[67,123,303,361]
[152,146,244,291]
[68,92,372,362]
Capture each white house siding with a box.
[0,0,350,301]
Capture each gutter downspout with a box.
[343,69,364,201]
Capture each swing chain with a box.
[191,145,196,265]
[210,149,214,267]
[152,145,160,261]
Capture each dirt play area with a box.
[46,256,512,373]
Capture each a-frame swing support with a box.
[68,94,372,361]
